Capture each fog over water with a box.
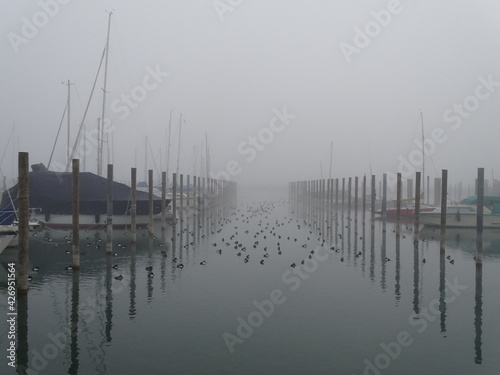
[2,0,500,188]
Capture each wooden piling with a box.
[161,171,166,230]
[382,173,387,219]
[106,164,113,254]
[370,175,375,222]
[148,169,153,235]
[72,159,80,270]
[440,170,448,253]
[172,173,177,225]
[17,152,29,293]
[131,168,137,243]
[396,173,402,235]
[180,174,184,225]
[476,168,484,266]
[414,172,421,241]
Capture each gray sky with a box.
[2,0,500,189]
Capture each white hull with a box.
[420,213,500,228]
[41,211,174,228]
[0,234,16,254]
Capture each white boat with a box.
[420,204,500,228]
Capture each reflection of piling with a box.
[131,168,137,243]
[148,169,154,235]
[476,168,484,267]
[72,159,80,269]
[106,164,113,253]
[440,170,448,254]
[474,265,483,364]
[18,152,29,293]
[69,270,80,373]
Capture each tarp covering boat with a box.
[0,164,164,216]
[460,195,500,214]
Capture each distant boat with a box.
[420,195,500,228]
[0,164,171,228]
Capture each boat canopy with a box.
[0,164,164,216]
[460,195,500,214]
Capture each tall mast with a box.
[176,113,182,176]
[98,11,112,176]
[329,141,333,179]
[420,110,425,203]
[166,109,174,187]
[65,80,71,166]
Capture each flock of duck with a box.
[25,197,458,283]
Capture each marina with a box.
[2,2,500,374]
[1,162,500,374]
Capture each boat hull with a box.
[420,213,500,228]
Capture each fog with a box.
[2,0,500,190]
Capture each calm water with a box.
[1,187,500,374]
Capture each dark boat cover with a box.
[0,164,165,220]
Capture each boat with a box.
[0,163,171,229]
[419,195,500,228]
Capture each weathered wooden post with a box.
[17,152,29,293]
[371,175,376,222]
[161,171,166,230]
[106,164,113,254]
[476,168,484,267]
[172,173,177,225]
[382,173,387,219]
[362,175,366,218]
[148,169,154,235]
[414,172,421,242]
[180,174,184,225]
[72,159,80,270]
[396,173,402,236]
[440,170,448,254]
[348,177,352,215]
[131,168,137,243]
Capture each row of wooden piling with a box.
[16,153,237,293]
[289,168,486,265]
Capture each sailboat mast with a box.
[98,11,112,176]
[329,141,333,179]
[166,109,174,187]
[420,110,425,203]
[66,79,71,166]
[176,113,182,176]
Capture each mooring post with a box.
[440,169,448,254]
[180,174,184,225]
[131,168,137,243]
[396,173,402,236]
[17,152,29,294]
[370,175,376,222]
[186,174,191,221]
[172,173,177,226]
[161,171,166,230]
[148,169,153,235]
[348,177,352,216]
[106,164,113,254]
[414,172,421,242]
[476,167,484,267]
[382,173,387,219]
[362,175,366,218]
[72,159,80,270]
